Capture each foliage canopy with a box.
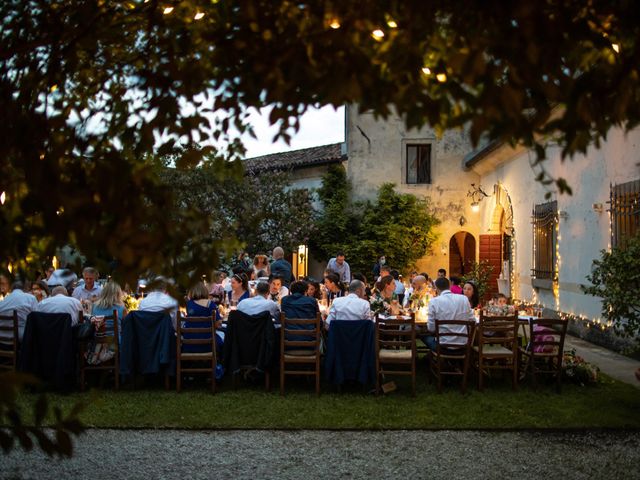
[2,0,640,280]
[312,164,439,275]
[582,235,640,343]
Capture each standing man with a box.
[326,251,351,284]
[72,267,102,301]
[437,268,447,279]
[372,255,386,278]
[270,247,294,288]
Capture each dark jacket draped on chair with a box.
[223,310,275,374]
[119,311,176,377]
[324,320,376,386]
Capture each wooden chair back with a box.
[522,318,568,391]
[279,312,322,396]
[375,313,417,396]
[0,310,19,371]
[429,320,475,393]
[475,312,519,391]
[79,309,120,391]
[176,313,217,393]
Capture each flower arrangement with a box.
[124,295,140,311]
[370,293,392,315]
[409,291,428,310]
[562,348,600,385]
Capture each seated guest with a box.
[72,267,102,301]
[305,278,322,300]
[463,281,480,309]
[268,275,289,302]
[0,273,11,300]
[325,280,372,328]
[409,275,430,307]
[352,273,372,298]
[237,282,280,321]
[227,273,250,305]
[450,276,463,294]
[370,275,397,316]
[184,282,223,354]
[496,293,508,307]
[37,286,83,325]
[422,277,475,351]
[281,281,319,320]
[323,272,344,302]
[253,254,271,277]
[0,281,38,343]
[377,265,392,282]
[30,280,50,302]
[91,280,127,339]
[138,276,179,329]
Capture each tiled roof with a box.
[244,142,346,173]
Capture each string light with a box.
[328,18,341,29]
[50,84,58,93]
[612,43,620,53]
[0,191,5,205]
[194,11,205,20]
[386,18,398,28]
[436,72,447,83]
[163,6,174,15]
[553,210,561,311]
[421,67,431,75]
[371,29,385,40]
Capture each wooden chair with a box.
[428,320,475,393]
[176,314,217,393]
[79,309,120,391]
[279,312,322,396]
[474,312,519,391]
[0,310,19,371]
[519,318,568,392]
[375,313,417,396]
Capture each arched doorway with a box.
[449,231,476,277]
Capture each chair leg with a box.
[280,365,285,396]
[165,373,170,391]
[512,356,518,390]
[411,360,416,397]
[478,357,484,391]
[315,360,321,396]
[265,371,270,392]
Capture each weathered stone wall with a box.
[346,105,481,276]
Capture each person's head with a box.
[269,275,283,294]
[82,267,99,290]
[305,280,321,299]
[253,254,268,267]
[241,252,250,262]
[95,280,125,308]
[437,268,446,278]
[256,269,268,279]
[390,269,400,281]
[376,275,395,298]
[289,280,308,296]
[147,276,169,293]
[335,251,346,265]
[31,280,50,301]
[10,281,23,291]
[0,274,10,295]
[51,286,68,297]
[434,277,450,293]
[187,282,209,301]
[496,293,508,306]
[412,275,426,290]
[255,281,270,297]
[45,266,55,279]
[450,276,461,286]
[230,273,248,292]
[378,255,386,265]
[410,271,418,280]
[272,247,284,260]
[379,266,392,277]
[324,272,341,292]
[463,281,479,308]
[348,279,366,299]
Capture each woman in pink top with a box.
[450,276,463,294]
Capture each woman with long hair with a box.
[463,281,480,309]
[92,280,127,339]
[228,273,250,305]
[184,282,223,354]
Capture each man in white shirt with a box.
[424,277,475,350]
[37,286,83,326]
[72,267,102,301]
[325,280,371,328]
[238,282,280,321]
[326,252,351,284]
[138,277,179,329]
[0,281,38,342]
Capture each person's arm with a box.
[427,300,436,333]
[326,302,336,326]
[344,263,351,283]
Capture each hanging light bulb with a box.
[421,67,431,75]
[328,18,341,29]
[0,191,5,205]
[194,11,205,20]
[163,6,174,15]
[371,29,385,40]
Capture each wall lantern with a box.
[467,183,489,212]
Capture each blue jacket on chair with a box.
[324,320,376,386]
[120,311,176,377]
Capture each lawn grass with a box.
[15,373,640,430]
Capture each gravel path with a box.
[2,429,639,479]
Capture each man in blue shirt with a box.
[326,251,351,284]
[281,280,319,321]
[270,246,294,287]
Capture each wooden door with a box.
[479,234,502,302]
